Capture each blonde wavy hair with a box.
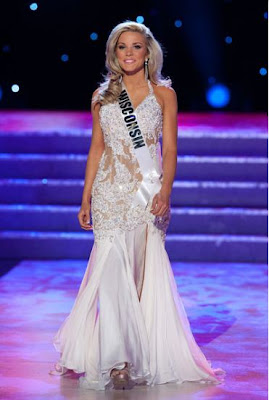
[93,20,171,107]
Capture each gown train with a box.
[51,222,226,390]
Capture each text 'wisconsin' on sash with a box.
[118,89,146,150]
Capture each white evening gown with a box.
[50,80,226,390]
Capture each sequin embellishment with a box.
[91,80,170,242]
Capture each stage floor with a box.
[0,259,267,400]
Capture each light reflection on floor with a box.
[0,259,267,400]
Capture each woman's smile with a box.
[124,59,136,63]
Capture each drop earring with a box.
[144,58,149,80]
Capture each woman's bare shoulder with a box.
[92,87,101,97]
[91,87,102,112]
[153,83,176,98]
[151,82,177,110]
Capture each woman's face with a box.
[115,31,148,75]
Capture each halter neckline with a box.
[121,79,153,111]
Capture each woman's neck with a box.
[122,73,148,89]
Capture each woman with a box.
[49,21,226,390]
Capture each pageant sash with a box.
[118,83,162,208]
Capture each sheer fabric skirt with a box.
[52,222,226,390]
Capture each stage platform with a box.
[0,259,267,399]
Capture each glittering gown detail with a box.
[91,79,169,242]
[50,80,226,390]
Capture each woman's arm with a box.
[151,86,178,217]
[78,90,105,230]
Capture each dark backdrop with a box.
[0,0,267,111]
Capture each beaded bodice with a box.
[91,80,170,242]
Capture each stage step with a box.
[0,179,267,208]
[0,153,267,182]
[0,112,267,262]
[0,129,267,156]
[0,230,266,263]
[0,205,267,236]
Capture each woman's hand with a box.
[150,187,170,217]
[77,203,93,230]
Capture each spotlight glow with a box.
[259,67,267,76]
[61,54,69,62]
[11,84,20,93]
[2,44,11,53]
[90,32,98,41]
[225,36,232,44]
[264,11,268,19]
[206,83,230,108]
[29,3,38,11]
[136,16,144,24]
[174,19,182,28]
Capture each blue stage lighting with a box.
[0,86,3,101]
[174,19,182,28]
[2,44,10,53]
[11,84,20,93]
[264,12,268,19]
[61,54,69,62]
[30,3,38,11]
[42,179,48,184]
[225,36,232,44]
[136,16,144,23]
[206,83,230,108]
[259,67,267,76]
[90,32,98,41]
